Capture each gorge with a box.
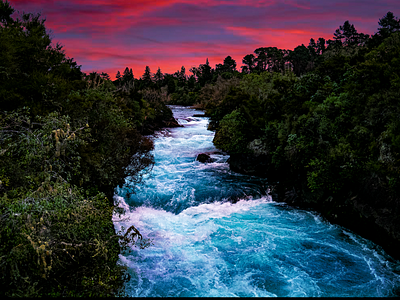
[113,106,400,297]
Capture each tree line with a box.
[114,11,399,107]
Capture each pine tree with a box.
[142,66,152,84]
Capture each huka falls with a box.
[113,106,400,297]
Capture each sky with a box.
[8,0,400,79]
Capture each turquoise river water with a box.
[113,106,400,297]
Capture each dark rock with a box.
[162,117,183,128]
[196,153,215,163]
[193,114,205,117]
[140,116,182,135]
[228,153,274,178]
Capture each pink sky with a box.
[8,0,400,79]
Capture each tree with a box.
[242,54,256,73]
[123,67,134,82]
[100,72,110,81]
[191,58,213,87]
[255,48,268,71]
[0,2,160,296]
[333,20,369,47]
[0,0,14,26]
[175,66,186,87]
[253,47,287,73]
[317,37,326,54]
[241,65,250,74]
[378,11,400,37]
[164,74,176,94]
[0,2,83,115]
[142,66,152,84]
[187,74,196,89]
[265,47,286,72]
[153,67,163,86]
[225,56,237,72]
[368,12,400,48]
[215,56,237,76]
[288,44,311,76]
[308,38,318,56]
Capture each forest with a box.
[1,0,400,296]
[146,11,400,263]
[0,1,178,296]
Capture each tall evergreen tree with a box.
[193,58,213,86]
[333,20,369,47]
[142,66,152,84]
[153,67,163,85]
[317,37,326,54]
[378,11,400,37]
[123,67,134,82]
[116,70,121,80]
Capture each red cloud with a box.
[225,26,330,49]
[61,36,253,80]
[9,0,399,81]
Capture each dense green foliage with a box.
[208,29,400,202]
[205,18,400,257]
[0,1,174,296]
[151,12,400,257]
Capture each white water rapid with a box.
[113,106,400,297]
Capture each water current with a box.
[113,105,400,297]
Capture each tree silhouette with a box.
[317,37,326,54]
[242,54,256,73]
[153,67,163,86]
[254,48,268,71]
[223,56,237,72]
[142,66,152,84]
[288,44,310,76]
[123,67,134,82]
[378,11,400,37]
[192,58,213,86]
[0,0,14,26]
[333,20,369,47]
[175,66,186,87]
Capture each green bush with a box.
[213,109,249,153]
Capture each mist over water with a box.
[114,106,400,297]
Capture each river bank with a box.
[114,106,400,297]
[227,152,400,262]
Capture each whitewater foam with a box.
[113,106,400,297]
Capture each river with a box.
[113,105,400,297]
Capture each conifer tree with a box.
[142,66,152,84]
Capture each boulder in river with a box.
[196,153,214,163]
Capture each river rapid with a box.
[113,105,400,297]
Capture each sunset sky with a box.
[8,0,400,79]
